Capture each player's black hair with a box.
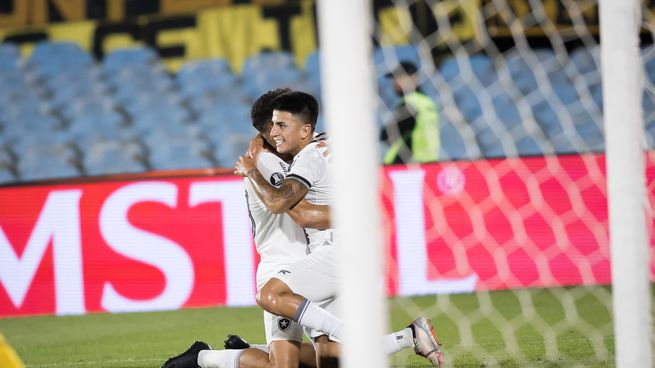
[270,91,319,131]
[251,87,292,133]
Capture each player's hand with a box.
[234,155,257,177]
[247,135,266,159]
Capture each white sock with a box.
[382,327,415,355]
[197,349,242,368]
[294,298,344,339]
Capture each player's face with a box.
[270,109,311,156]
[260,121,276,147]
[393,74,417,96]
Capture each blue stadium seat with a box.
[28,41,94,79]
[213,133,251,167]
[241,51,295,76]
[475,127,506,158]
[122,93,189,123]
[67,111,129,147]
[0,167,15,184]
[16,144,80,181]
[177,59,232,82]
[177,58,240,101]
[515,135,544,156]
[187,88,251,114]
[550,135,577,154]
[569,46,599,75]
[550,73,579,105]
[304,50,320,75]
[439,57,460,82]
[492,93,521,129]
[439,122,468,160]
[109,64,174,103]
[572,112,604,151]
[146,132,213,170]
[532,101,563,138]
[469,54,497,86]
[60,96,121,124]
[646,122,655,149]
[101,47,159,74]
[2,114,62,142]
[453,86,483,123]
[243,67,302,100]
[374,45,421,72]
[83,141,145,176]
[0,43,21,71]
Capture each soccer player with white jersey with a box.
[162,89,331,368]
[235,91,444,367]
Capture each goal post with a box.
[600,0,653,366]
[317,1,388,368]
[317,0,654,365]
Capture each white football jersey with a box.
[286,141,334,250]
[245,151,309,290]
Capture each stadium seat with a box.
[16,144,80,181]
[531,101,563,138]
[101,47,159,74]
[83,140,145,176]
[439,57,461,82]
[243,67,303,100]
[177,58,232,82]
[492,93,522,129]
[569,46,599,75]
[453,86,483,123]
[213,133,252,167]
[28,41,94,79]
[68,112,129,147]
[469,54,497,86]
[572,112,604,151]
[476,127,507,158]
[147,134,213,170]
[550,73,579,105]
[0,167,15,184]
[374,44,422,76]
[241,51,295,76]
[515,135,544,156]
[439,121,469,160]
[304,50,320,74]
[0,43,21,71]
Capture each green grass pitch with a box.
[0,286,633,367]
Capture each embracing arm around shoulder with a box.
[246,169,309,214]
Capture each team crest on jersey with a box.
[270,172,284,186]
[278,318,291,331]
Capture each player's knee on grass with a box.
[314,335,340,368]
[257,278,294,316]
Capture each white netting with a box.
[372,0,654,365]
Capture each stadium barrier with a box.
[2,152,653,318]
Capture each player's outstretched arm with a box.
[288,200,331,229]
[235,154,309,214]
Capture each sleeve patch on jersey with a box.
[287,173,311,188]
[269,172,285,187]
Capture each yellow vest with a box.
[0,333,24,368]
[384,92,440,164]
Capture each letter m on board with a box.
[0,190,85,315]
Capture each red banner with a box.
[1,153,653,317]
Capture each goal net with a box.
[343,0,655,365]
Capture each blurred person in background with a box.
[0,332,24,368]
[380,61,440,165]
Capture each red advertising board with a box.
[1,153,653,317]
